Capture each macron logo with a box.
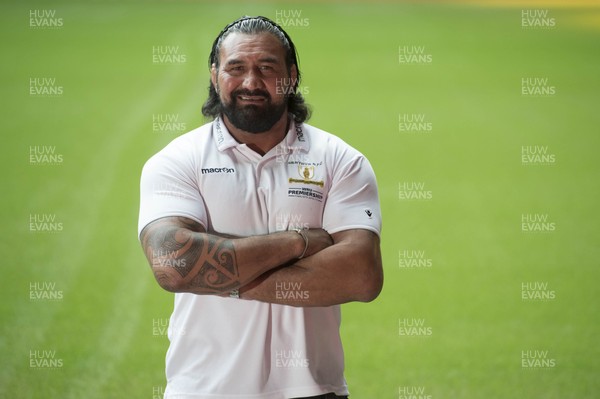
[201,167,235,175]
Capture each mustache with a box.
[231,89,271,101]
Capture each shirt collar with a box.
[212,116,239,152]
[212,115,310,153]
[280,118,310,153]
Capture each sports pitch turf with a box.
[1,1,599,398]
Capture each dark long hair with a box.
[201,16,311,124]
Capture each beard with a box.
[220,88,287,134]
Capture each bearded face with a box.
[219,86,288,134]
[211,32,297,134]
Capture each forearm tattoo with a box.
[140,217,239,293]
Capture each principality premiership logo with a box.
[289,164,324,187]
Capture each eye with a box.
[259,65,279,76]
[225,66,244,76]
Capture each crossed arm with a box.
[139,216,383,307]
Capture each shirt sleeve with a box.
[322,154,382,236]
[137,144,207,239]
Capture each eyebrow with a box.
[258,57,279,64]
[225,56,280,66]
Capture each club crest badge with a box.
[289,164,324,187]
[299,165,314,180]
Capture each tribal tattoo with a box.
[140,217,239,293]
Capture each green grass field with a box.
[1,1,599,398]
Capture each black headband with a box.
[207,16,299,70]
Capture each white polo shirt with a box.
[138,116,381,399]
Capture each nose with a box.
[241,67,266,91]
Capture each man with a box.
[138,16,383,399]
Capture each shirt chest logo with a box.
[201,167,235,174]
[288,164,324,187]
[287,162,325,202]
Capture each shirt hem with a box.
[326,224,381,237]
[138,212,207,239]
[164,384,349,399]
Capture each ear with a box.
[290,64,298,90]
[210,63,218,92]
